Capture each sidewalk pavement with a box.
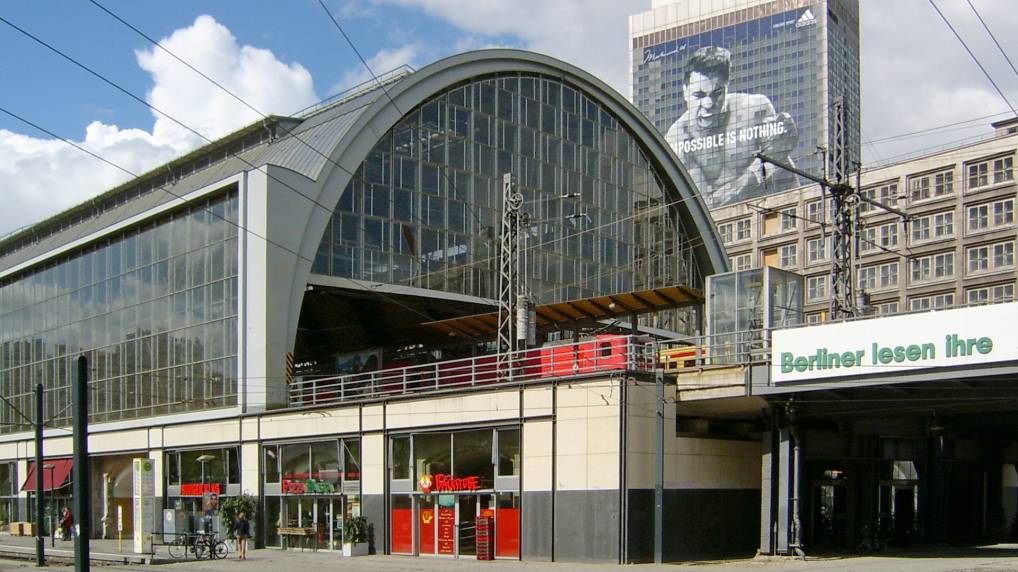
[3,534,1018,572]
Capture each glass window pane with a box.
[453,429,493,487]
[414,433,451,479]
[497,429,520,476]
[264,446,279,484]
[391,436,411,480]
[343,439,361,482]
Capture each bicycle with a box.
[167,532,228,560]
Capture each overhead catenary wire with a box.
[928,0,1018,118]
[965,0,1018,88]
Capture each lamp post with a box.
[195,455,216,534]
[42,465,55,548]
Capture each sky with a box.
[1,0,1017,237]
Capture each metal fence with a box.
[287,336,659,407]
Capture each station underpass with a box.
[671,301,1018,557]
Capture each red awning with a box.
[21,458,74,492]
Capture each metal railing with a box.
[287,336,657,407]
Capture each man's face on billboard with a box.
[684,71,728,133]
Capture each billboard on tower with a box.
[635,2,827,208]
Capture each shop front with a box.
[389,427,520,559]
[262,438,360,550]
[22,458,74,536]
[164,447,241,535]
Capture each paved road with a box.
[3,545,1018,571]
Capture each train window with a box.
[599,342,612,358]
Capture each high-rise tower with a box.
[630,0,861,209]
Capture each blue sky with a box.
[1,0,1018,236]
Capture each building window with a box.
[911,252,954,283]
[805,312,824,325]
[806,199,825,225]
[779,243,798,268]
[859,182,898,214]
[967,198,1014,233]
[968,155,1014,189]
[859,261,899,291]
[877,301,899,316]
[718,218,751,244]
[780,207,797,232]
[717,222,734,245]
[860,222,898,253]
[730,253,752,271]
[910,211,954,244]
[807,275,828,301]
[909,292,954,312]
[967,241,1015,274]
[806,236,828,264]
[735,218,752,241]
[967,283,1015,304]
[908,169,954,203]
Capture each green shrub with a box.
[220,494,257,539]
[343,516,368,544]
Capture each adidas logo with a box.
[795,8,817,28]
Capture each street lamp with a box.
[195,455,216,534]
[195,454,215,486]
[42,465,55,547]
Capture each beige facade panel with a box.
[362,404,384,432]
[384,389,520,431]
[523,420,553,492]
[362,433,385,495]
[162,420,239,448]
[90,429,148,454]
[258,407,360,441]
[523,385,553,417]
[241,442,260,494]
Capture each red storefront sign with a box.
[281,478,337,494]
[180,483,221,496]
[418,473,480,494]
[437,507,455,555]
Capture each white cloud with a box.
[331,44,421,95]
[0,15,319,237]
[371,0,649,96]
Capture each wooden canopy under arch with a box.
[421,284,704,339]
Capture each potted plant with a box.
[342,516,369,557]
[220,493,257,548]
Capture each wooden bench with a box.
[278,527,315,551]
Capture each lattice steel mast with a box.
[756,98,908,320]
[496,173,525,378]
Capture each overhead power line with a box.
[965,0,1018,85]
[928,0,1017,118]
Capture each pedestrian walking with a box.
[60,507,73,541]
[234,511,250,560]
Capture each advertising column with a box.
[132,459,154,554]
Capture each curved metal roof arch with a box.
[278,49,728,348]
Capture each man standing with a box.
[666,46,800,207]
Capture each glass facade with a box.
[0,191,240,433]
[632,0,860,208]
[311,74,701,316]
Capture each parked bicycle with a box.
[167,532,229,560]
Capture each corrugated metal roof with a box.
[0,148,267,273]
[262,87,386,180]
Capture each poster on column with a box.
[132,459,154,554]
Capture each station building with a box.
[0,49,758,563]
